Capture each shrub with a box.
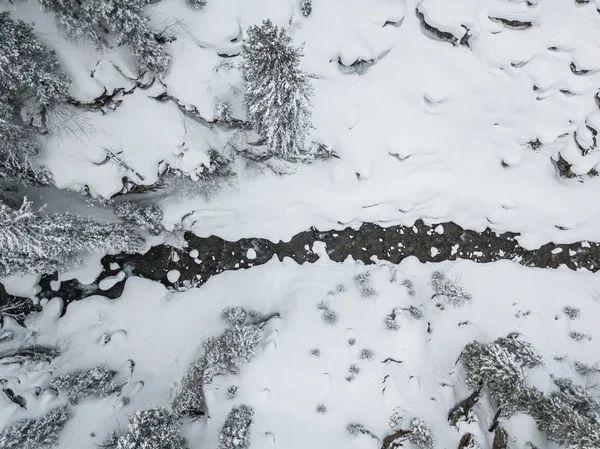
[221,307,248,327]
[384,312,400,331]
[104,407,187,449]
[570,332,591,342]
[0,405,71,449]
[402,279,416,296]
[187,0,207,9]
[407,305,423,320]
[310,348,321,357]
[408,418,435,449]
[321,309,338,324]
[226,385,238,400]
[49,365,117,403]
[388,408,403,431]
[300,0,312,16]
[218,404,254,449]
[113,201,164,235]
[359,348,374,360]
[346,422,365,436]
[316,404,327,414]
[551,377,600,422]
[564,306,581,320]
[494,334,544,369]
[171,361,206,418]
[430,271,472,307]
[354,272,376,298]
[349,364,360,375]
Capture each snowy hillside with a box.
[1,0,600,448]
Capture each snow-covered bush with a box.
[551,377,600,422]
[564,306,581,320]
[214,99,233,123]
[460,340,526,410]
[321,309,338,324]
[173,324,263,417]
[49,365,117,403]
[388,408,403,431]
[408,418,435,449]
[570,331,591,341]
[39,0,170,74]
[241,20,313,160]
[520,387,600,449]
[430,271,472,307]
[113,201,164,235]
[187,0,207,9]
[203,324,263,379]
[221,307,248,327]
[402,279,416,296]
[354,272,376,298]
[0,405,71,449]
[226,385,238,399]
[0,198,145,277]
[574,361,600,376]
[300,0,312,17]
[494,334,544,369]
[104,407,187,449]
[384,311,400,330]
[346,422,366,436]
[360,348,374,360]
[172,361,206,418]
[316,404,327,413]
[218,404,254,449]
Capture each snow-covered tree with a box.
[105,407,187,449]
[38,0,170,74]
[0,405,71,449]
[113,201,164,235]
[218,405,254,449]
[241,20,313,160]
[0,198,145,277]
[408,418,435,449]
[550,377,600,422]
[221,307,248,327]
[172,360,206,418]
[494,334,544,369]
[0,12,70,185]
[49,365,117,403]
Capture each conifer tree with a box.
[241,20,313,160]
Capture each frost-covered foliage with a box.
[221,307,248,327]
[389,408,403,431]
[113,201,164,235]
[171,361,206,418]
[0,12,70,185]
[214,99,233,122]
[300,0,312,17]
[359,348,374,360]
[316,404,327,413]
[241,20,313,160]
[564,306,581,320]
[354,272,376,298]
[551,377,600,422]
[494,334,544,369]
[460,341,526,409]
[519,387,600,449]
[430,271,472,307]
[384,311,400,330]
[0,12,70,112]
[105,407,187,449]
[346,422,366,436]
[408,418,435,449]
[226,385,238,399]
[321,309,338,324]
[0,198,145,277]
[187,0,207,10]
[49,365,117,403]
[574,361,600,376]
[39,0,170,74]
[402,279,416,296]
[218,404,254,449]
[203,325,263,378]
[0,404,71,449]
[172,324,263,418]
[570,331,591,341]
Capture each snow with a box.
[2,257,600,448]
[2,0,599,248]
[246,248,257,260]
[99,271,126,291]
[167,269,181,283]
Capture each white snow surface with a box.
[1,257,599,448]
[3,0,600,247]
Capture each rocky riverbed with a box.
[3,219,599,320]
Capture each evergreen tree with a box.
[408,418,435,449]
[105,407,187,449]
[38,0,170,74]
[0,12,70,185]
[0,405,71,449]
[241,20,313,160]
[49,365,117,403]
[0,198,145,277]
[218,404,254,449]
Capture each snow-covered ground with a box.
[3,0,600,448]
[4,0,600,247]
[2,255,599,448]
